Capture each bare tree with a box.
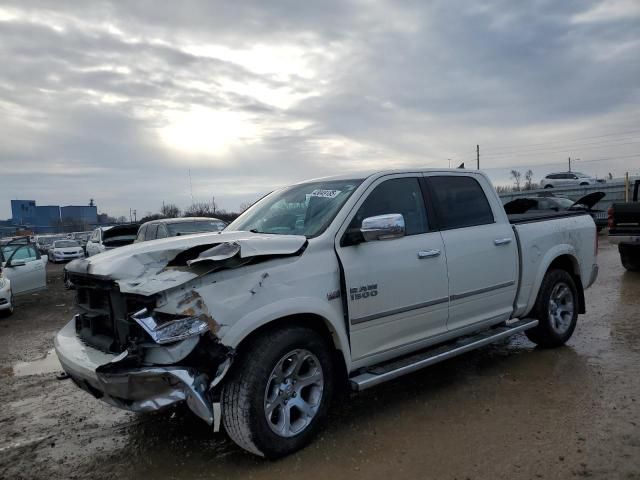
[524,169,534,190]
[160,203,181,218]
[239,201,255,213]
[184,202,213,217]
[510,169,522,191]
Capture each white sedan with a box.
[0,241,47,317]
[47,240,84,263]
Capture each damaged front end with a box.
[55,295,231,427]
[55,231,307,427]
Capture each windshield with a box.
[228,179,363,237]
[54,240,79,248]
[167,220,226,235]
[552,198,575,209]
[38,236,63,245]
[0,245,18,262]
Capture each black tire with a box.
[222,326,334,458]
[544,184,553,189]
[525,269,578,348]
[619,245,640,272]
[63,271,74,290]
[580,182,589,186]
[1,292,14,318]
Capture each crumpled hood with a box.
[66,231,307,295]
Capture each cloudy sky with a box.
[1,0,639,220]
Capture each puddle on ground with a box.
[13,349,62,377]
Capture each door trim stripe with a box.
[351,297,449,325]
[350,280,515,326]
[449,280,515,301]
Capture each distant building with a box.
[60,205,97,224]
[10,200,37,225]
[9,199,97,233]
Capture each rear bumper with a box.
[54,319,215,424]
[608,235,640,245]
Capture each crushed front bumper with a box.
[54,319,216,425]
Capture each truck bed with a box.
[508,210,590,224]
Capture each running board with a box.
[349,318,538,391]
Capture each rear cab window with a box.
[426,176,495,230]
[136,224,148,242]
[145,224,159,241]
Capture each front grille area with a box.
[71,274,155,353]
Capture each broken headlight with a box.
[132,309,209,344]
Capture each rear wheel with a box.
[526,269,578,348]
[544,184,553,189]
[221,326,334,458]
[619,245,640,272]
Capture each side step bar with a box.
[350,318,538,391]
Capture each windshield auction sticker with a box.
[310,189,341,199]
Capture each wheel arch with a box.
[548,254,585,314]
[220,302,351,379]
[527,253,585,316]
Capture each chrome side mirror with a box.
[361,214,405,241]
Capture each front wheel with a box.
[1,292,14,317]
[526,269,578,348]
[544,184,553,189]
[221,326,334,458]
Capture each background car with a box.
[47,239,84,263]
[134,217,227,243]
[70,231,92,254]
[35,234,65,255]
[86,224,139,257]
[504,192,607,231]
[0,239,47,316]
[540,172,604,188]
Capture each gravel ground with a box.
[0,237,638,480]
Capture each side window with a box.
[428,176,495,230]
[347,177,428,236]
[537,199,550,210]
[10,245,38,263]
[146,224,158,241]
[156,224,168,239]
[90,230,99,242]
[136,224,147,242]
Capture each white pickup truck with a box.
[55,169,598,458]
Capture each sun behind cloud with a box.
[158,107,259,157]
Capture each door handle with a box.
[494,237,512,246]
[418,249,441,259]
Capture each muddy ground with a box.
[0,238,638,480]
